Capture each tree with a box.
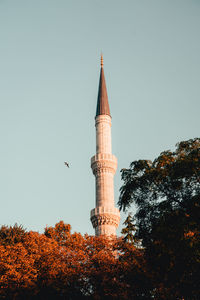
[121,213,136,244]
[0,222,150,300]
[118,138,200,299]
[44,220,71,245]
[0,223,26,246]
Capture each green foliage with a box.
[121,213,136,244]
[119,138,200,299]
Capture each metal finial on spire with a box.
[101,54,104,67]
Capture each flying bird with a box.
[64,162,69,168]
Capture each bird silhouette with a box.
[64,162,69,168]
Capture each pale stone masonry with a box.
[90,56,120,236]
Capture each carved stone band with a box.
[91,154,117,175]
[91,213,120,228]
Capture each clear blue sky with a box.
[0,0,199,235]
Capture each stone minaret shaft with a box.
[90,56,120,236]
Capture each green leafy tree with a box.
[118,138,200,299]
[121,213,136,244]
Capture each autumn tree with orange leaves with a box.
[0,221,150,300]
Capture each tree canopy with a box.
[118,138,200,299]
[0,138,199,299]
[0,222,150,300]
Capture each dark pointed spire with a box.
[96,54,111,117]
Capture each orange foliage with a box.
[0,222,149,299]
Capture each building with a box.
[90,56,120,236]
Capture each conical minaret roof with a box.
[96,55,111,117]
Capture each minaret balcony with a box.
[91,153,117,175]
[90,206,120,229]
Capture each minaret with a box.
[90,55,120,236]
